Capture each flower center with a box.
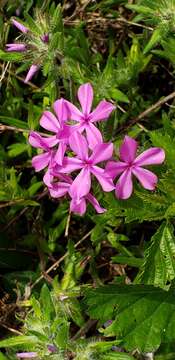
[127,161,134,169]
[84,159,93,166]
[83,114,90,123]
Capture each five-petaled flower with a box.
[57,131,114,200]
[106,135,165,199]
[65,83,116,149]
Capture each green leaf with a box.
[0,352,9,360]
[144,27,164,54]
[110,88,129,103]
[40,284,55,321]
[102,354,134,360]
[8,143,29,157]
[0,50,23,62]
[0,116,28,129]
[55,319,69,349]
[0,335,38,347]
[112,255,143,268]
[24,12,42,35]
[136,222,175,287]
[85,284,175,352]
[126,4,155,15]
[28,181,43,197]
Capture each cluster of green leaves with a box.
[0,283,134,360]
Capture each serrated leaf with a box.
[136,222,175,287]
[85,284,175,352]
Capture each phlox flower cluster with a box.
[6,18,50,83]
[29,83,165,215]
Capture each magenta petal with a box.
[53,98,68,125]
[55,142,67,166]
[91,166,115,192]
[43,168,53,187]
[29,131,47,150]
[49,181,70,198]
[119,136,138,163]
[133,148,165,166]
[16,353,37,359]
[65,100,83,122]
[90,142,113,165]
[69,131,88,160]
[115,169,133,199]
[89,100,116,122]
[40,111,60,133]
[6,43,26,52]
[59,157,83,173]
[78,83,93,115]
[29,132,57,149]
[12,19,28,33]
[32,152,50,171]
[41,33,49,43]
[24,64,39,83]
[58,124,76,141]
[69,167,91,199]
[105,161,128,179]
[86,193,106,213]
[132,166,158,190]
[70,197,87,215]
[85,123,103,149]
[43,135,58,147]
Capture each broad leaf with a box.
[85,284,175,352]
[136,222,175,287]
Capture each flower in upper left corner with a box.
[5,6,63,83]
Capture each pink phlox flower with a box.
[16,352,37,359]
[106,135,165,199]
[6,43,27,52]
[24,64,39,83]
[12,19,28,33]
[65,83,116,149]
[7,19,50,83]
[29,131,57,176]
[41,33,49,43]
[39,98,75,165]
[48,173,106,215]
[57,131,114,201]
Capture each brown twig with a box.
[1,189,48,231]
[0,63,39,90]
[0,123,49,137]
[0,322,22,335]
[71,319,97,340]
[30,229,93,290]
[115,90,175,136]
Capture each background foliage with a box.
[1,0,175,359]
